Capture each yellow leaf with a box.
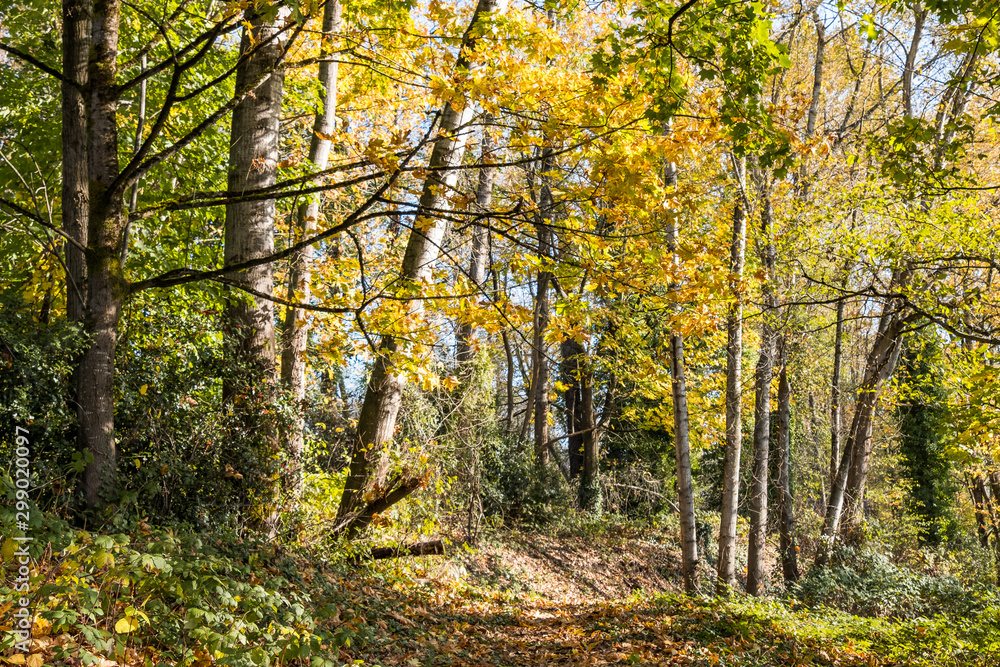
[1,538,16,561]
[115,616,139,633]
[32,616,51,637]
[25,655,43,667]
[3,656,26,665]
[139,384,148,395]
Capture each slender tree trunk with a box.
[501,329,514,425]
[664,148,698,594]
[717,156,747,593]
[79,0,126,508]
[829,297,844,492]
[62,0,89,322]
[775,337,798,583]
[336,0,503,533]
[561,338,585,478]
[747,176,777,597]
[578,367,600,511]
[280,0,342,495]
[671,330,698,591]
[819,298,908,560]
[121,52,146,264]
[532,144,555,467]
[806,393,827,512]
[457,115,495,364]
[968,473,991,549]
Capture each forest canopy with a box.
[3,0,1000,664]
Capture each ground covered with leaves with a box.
[2,518,998,667]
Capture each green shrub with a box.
[792,544,999,619]
[480,436,574,525]
[0,292,88,511]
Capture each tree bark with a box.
[829,297,844,492]
[224,12,286,400]
[664,149,698,594]
[775,337,798,583]
[336,0,503,530]
[532,145,555,467]
[457,115,495,364]
[561,337,586,478]
[79,0,126,508]
[578,367,600,511]
[62,0,90,322]
[819,295,908,560]
[968,473,991,549]
[717,156,747,593]
[280,0,342,496]
[747,175,776,597]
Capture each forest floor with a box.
[3,520,996,667]
[331,526,988,666]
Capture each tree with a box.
[717,155,747,593]
[281,0,343,495]
[334,0,505,536]
[223,8,287,435]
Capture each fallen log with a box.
[352,540,445,564]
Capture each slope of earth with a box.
[3,519,998,667]
[335,527,997,666]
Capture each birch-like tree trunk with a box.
[664,152,698,593]
[747,175,776,597]
[335,0,503,534]
[717,156,747,593]
[280,0,342,495]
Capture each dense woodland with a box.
[3,0,1000,665]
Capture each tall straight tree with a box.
[62,0,89,323]
[746,171,777,597]
[281,0,343,495]
[531,141,556,467]
[79,0,127,507]
[456,114,496,365]
[664,153,698,594]
[775,336,798,582]
[717,155,747,593]
[335,0,504,535]
[224,10,286,400]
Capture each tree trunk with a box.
[336,0,503,531]
[819,297,908,560]
[747,175,776,597]
[79,0,126,508]
[829,297,844,492]
[664,148,698,594]
[457,115,495,364]
[968,473,991,549]
[62,0,89,322]
[532,144,555,467]
[671,330,698,592]
[561,337,585,478]
[280,0,342,496]
[717,156,747,594]
[775,337,798,583]
[224,12,285,400]
[578,367,600,511]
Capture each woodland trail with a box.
[335,531,890,667]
